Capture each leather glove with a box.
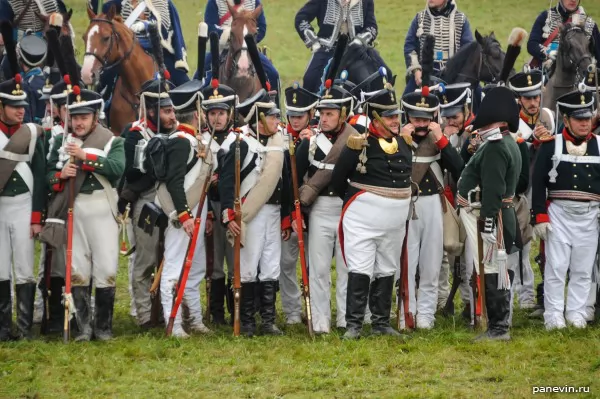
[533,222,552,241]
[304,30,320,52]
[353,32,373,47]
[480,217,497,244]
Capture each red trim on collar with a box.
[464,114,475,129]
[178,123,197,135]
[368,122,385,138]
[286,123,300,143]
[519,110,538,125]
[562,127,593,144]
[0,120,21,135]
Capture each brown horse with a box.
[220,3,263,102]
[81,6,156,134]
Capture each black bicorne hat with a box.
[317,79,354,111]
[0,75,28,107]
[437,82,471,117]
[508,69,543,98]
[202,78,237,112]
[557,90,595,120]
[285,82,319,117]
[169,79,203,114]
[472,86,520,132]
[401,86,440,120]
[238,89,279,124]
[17,32,47,68]
[68,86,103,115]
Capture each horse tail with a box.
[244,34,269,91]
[210,32,220,80]
[197,22,209,82]
[326,34,349,82]
[0,21,19,77]
[420,34,435,88]
[147,22,166,77]
[500,27,528,84]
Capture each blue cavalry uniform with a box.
[527,1,600,68]
[295,0,378,94]
[101,0,190,86]
[197,0,279,95]
[17,33,48,124]
[403,0,473,94]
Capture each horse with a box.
[334,43,394,94]
[81,6,157,134]
[543,23,596,111]
[219,3,265,103]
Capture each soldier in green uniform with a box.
[45,87,125,341]
[456,86,522,341]
[0,75,46,340]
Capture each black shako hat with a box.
[437,82,471,117]
[508,70,543,98]
[0,75,28,107]
[401,86,440,120]
[557,90,595,119]
[68,86,103,115]
[238,89,279,124]
[202,78,237,112]
[285,82,319,117]
[169,79,203,113]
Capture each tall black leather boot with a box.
[15,283,36,339]
[259,281,283,336]
[72,286,92,342]
[210,278,226,325]
[370,276,404,337]
[240,282,257,338]
[474,273,511,341]
[47,277,65,334]
[0,280,14,341]
[94,287,116,341]
[342,272,370,340]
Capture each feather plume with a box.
[147,22,166,77]
[420,34,435,88]
[196,22,208,82]
[209,32,220,81]
[500,27,528,83]
[326,34,348,82]
[0,22,19,76]
[59,34,80,85]
[244,34,268,91]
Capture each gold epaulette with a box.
[347,133,367,150]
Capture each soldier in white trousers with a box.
[531,89,600,330]
[400,88,464,329]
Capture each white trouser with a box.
[160,202,207,329]
[438,252,451,308]
[240,204,281,283]
[544,200,599,324]
[0,193,35,284]
[279,231,304,322]
[210,201,233,281]
[71,190,119,288]
[308,196,345,332]
[507,251,519,325]
[127,221,137,318]
[460,208,504,275]
[512,241,535,307]
[407,195,443,325]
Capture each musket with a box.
[204,230,214,322]
[63,82,75,344]
[397,219,414,330]
[288,137,313,337]
[232,130,242,337]
[442,256,461,317]
[165,125,217,336]
[150,258,164,327]
[39,244,53,335]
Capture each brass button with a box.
[329,192,334,195]
[586,165,590,168]
[91,183,95,187]
[574,185,578,189]
[428,189,432,192]
[100,164,103,167]
[574,174,578,178]
[392,180,396,183]
[425,179,429,182]
[589,174,592,177]
[573,164,576,167]
[12,177,16,181]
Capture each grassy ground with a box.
[3,1,600,398]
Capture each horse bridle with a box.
[226,32,258,79]
[457,43,500,85]
[84,18,136,75]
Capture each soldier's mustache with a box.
[414,126,429,134]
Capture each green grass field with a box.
[3,1,600,398]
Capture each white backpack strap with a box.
[549,133,563,183]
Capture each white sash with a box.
[239,133,284,198]
[518,119,534,141]
[0,124,37,193]
[125,1,147,27]
[308,133,335,170]
[549,133,600,183]
[412,153,441,164]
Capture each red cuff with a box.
[281,215,291,230]
[178,211,192,224]
[52,172,64,192]
[31,211,42,225]
[86,153,98,162]
[536,214,550,224]
[222,208,236,225]
[207,211,214,220]
[435,135,449,150]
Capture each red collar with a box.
[520,110,539,126]
[368,122,388,139]
[178,123,197,135]
[286,123,301,143]
[562,127,594,144]
[0,120,21,135]
[464,114,475,130]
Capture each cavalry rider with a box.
[201,78,237,326]
[220,89,291,337]
[403,0,473,94]
[100,0,190,86]
[0,76,46,341]
[154,79,213,338]
[531,89,600,330]
[46,87,125,341]
[456,86,522,341]
[331,80,412,339]
[527,0,600,69]
[401,86,464,329]
[120,77,178,329]
[295,0,378,93]
[200,0,279,94]
[16,33,48,124]
[294,80,355,335]
[508,68,555,313]
[280,82,318,326]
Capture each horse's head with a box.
[557,23,595,79]
[475,31,504,83]
[227,3,262,78]
[81,5,133,86]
